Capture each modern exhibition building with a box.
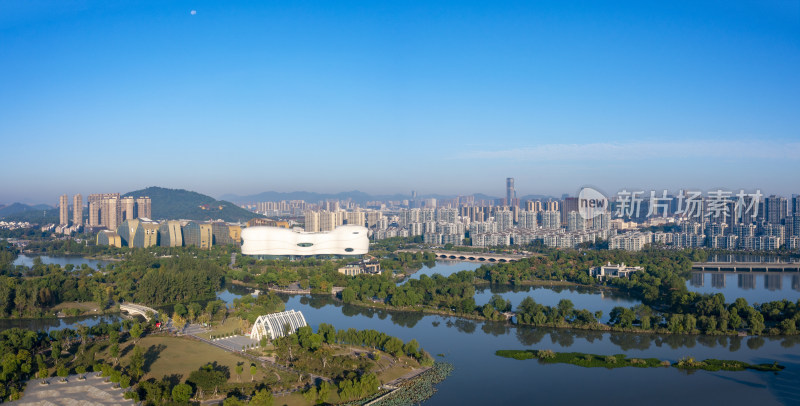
[250,310,308,341]
[241,224,369,258]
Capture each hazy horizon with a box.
[2,1,798,204]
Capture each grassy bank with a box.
[495,349,785,372]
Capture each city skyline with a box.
[2,1,798,203]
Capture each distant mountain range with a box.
[0,202,54,218]
[124,187,263,222]
[1,187,261,224]
[221,190,557,204]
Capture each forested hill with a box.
[124,187,263,222]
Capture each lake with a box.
[13,254,112,270]
[282,293,800,406]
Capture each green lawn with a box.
[198,316,249,339]
[114,336,285,384]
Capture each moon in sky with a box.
[190,10,197,15]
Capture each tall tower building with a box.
[304,211,320,232]
[72,194,82,226]
[121,197,136,221]
[135,196,152,219]
[765,195,788,225]
[104,196,120,230]
[506,178,516,207]
[59,194,69,225]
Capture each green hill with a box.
[123,187,263,222]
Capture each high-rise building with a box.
[121,197,136,221]
[135,197,152,219]
[87,193,121,229]
[72,194,82,227]
[561,197,578,224]
[525,200,542,212]
[304,211,320,232]
[59,195,69,225]
[765,195,788,225]
[506,178,516,207]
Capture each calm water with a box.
[217,283,257,305]
[0,314,124,333]
[399,260,484,284]
[688,272,800,304]
[13,254,111,270]
[474,284,641,322]
[283,293,800,406]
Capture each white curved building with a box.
[241,224,369,257]
[250,310,308,341]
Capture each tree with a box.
[172,383,193,403]
[172,313,187,332]
[174,303,187,317]
[109,343,120,365]
[128,346,144,380]
[172,383,192,403]
[57,366,69,381]
[383,337,403,357]
[50,340,62,366]
[341,287,356,304]
[250,364,257,382]
[187,364,227,399]
[250,389,273,406]
[129,323,143,344]
[235,363,243,382]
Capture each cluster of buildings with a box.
[97,219,243,249]
[0,220,32,231]
[609,195,800,251]
[57,193,152,234]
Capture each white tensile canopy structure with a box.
[250,310,308,341]
[241,225,368,257]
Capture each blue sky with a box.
[1,1,798,204]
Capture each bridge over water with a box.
[119,303,159,321]
[692,262,800,272]
[397,249,530,263]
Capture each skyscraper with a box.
[121,197,136,221]
[506,178,516,207]
[59,194,69,225]
[72,194,82,226]
[135,196,152,219]
[765,195,787,225]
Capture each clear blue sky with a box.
[1,1,798,204]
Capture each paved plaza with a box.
[12,373,134,406]
[212,335,259,351]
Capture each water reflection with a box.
[0,314,124,333]
[689,272,800,303]
[13,254,111,270]
[282,293,800,353]
[474,284,640,322]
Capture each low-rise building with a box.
[338,258,381,276]
[589,262,643,280]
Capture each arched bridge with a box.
[431,250,528,263]
[119,303,159,321]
